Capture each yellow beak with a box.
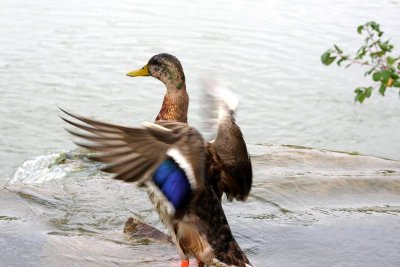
[126,65,149,77]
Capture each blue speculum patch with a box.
[153,158,192,210]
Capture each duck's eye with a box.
[152,57,161,65]
[151,59,162,71]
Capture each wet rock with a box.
[123,217,171,244]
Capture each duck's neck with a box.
[155,85,189,123]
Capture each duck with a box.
[61,53,253,267]
[126,54,252,202]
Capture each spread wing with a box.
[60,108,205,189]
[206,111,252,201]
[201,79,252,201]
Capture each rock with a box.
[123,217,171,244]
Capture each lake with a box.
[1,0,400,266]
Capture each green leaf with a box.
[379,84,387,96]
[334,44,343,53]
[337,56,348,66]
[370,51,386,58]
[358,93,366,103]
[365,87,373,97]
[381,70,392,83]
[357,25,364,34]
[393,81,400,88]
[356,92,366,103]
[354,87,363,94]
[372,71,382,81]
[387,56,396,66]
[367,21,381,35]
[391,72,399,80]
[321,49,337,65]
[354,87,368,103]
[378,41,393,52]
[354,91,362,103]
[355,46,367,59]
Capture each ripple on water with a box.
[1,0,400,265]
[3,145,400,266]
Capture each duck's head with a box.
[127,53,186,90]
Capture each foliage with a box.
[321,21,400,103]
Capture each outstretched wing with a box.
[60,109,205,187]
[206,110,252,201]
[201,80,252,201]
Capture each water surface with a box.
[1,0,400,266]
[2,146,400,266]
[1,0,400,181]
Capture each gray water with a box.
[1,0,400,266]
[2,146,400,266]
[1,0,400,181]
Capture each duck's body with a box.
[62,53,252,266]
[127,54,252,201]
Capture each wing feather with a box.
[206,110,252,201]
[89,150,134,163]
[60,109,196,184]
[113,159,157,182]
[60,108,135,133]
[61,117,121,136]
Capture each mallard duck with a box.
[61,53,253,266]
[126,54,252,202]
